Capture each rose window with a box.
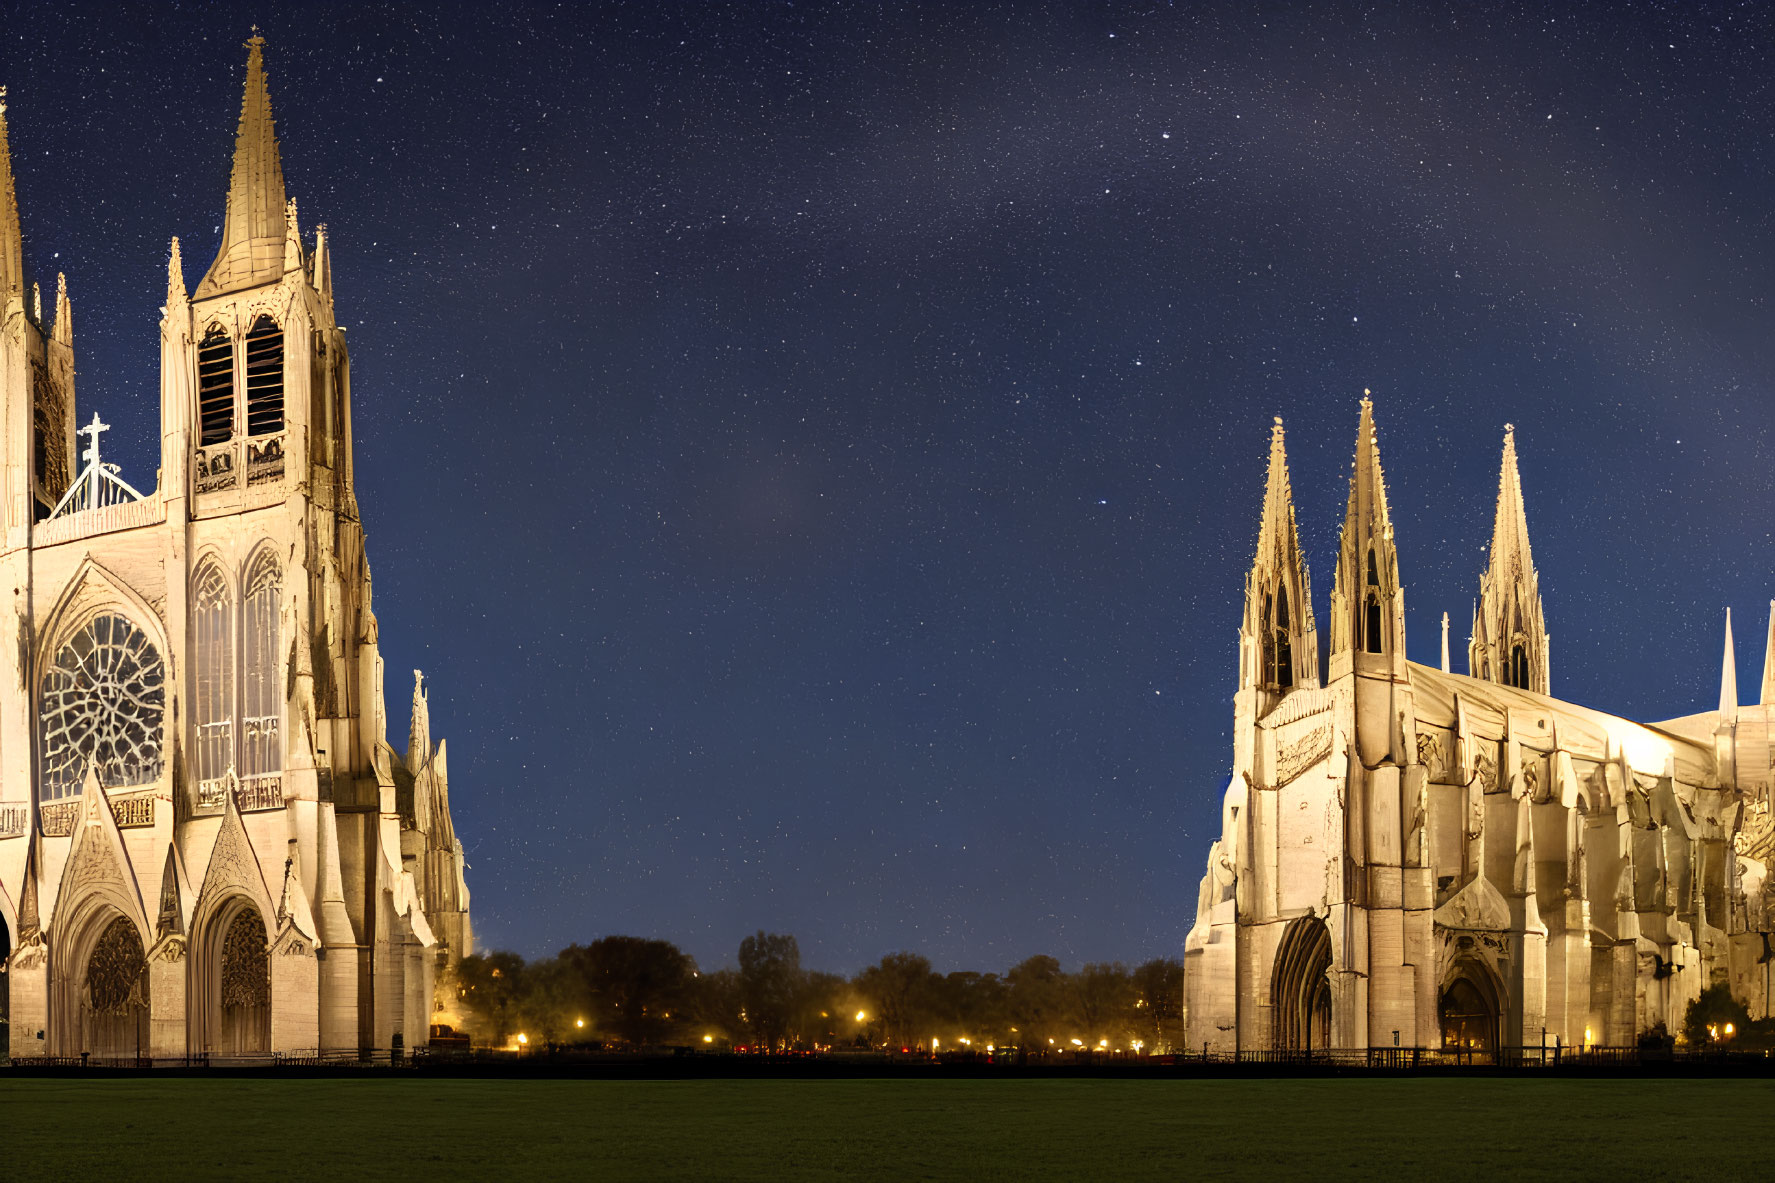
[39,613,166,799]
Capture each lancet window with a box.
[193,561,234,798]
[1363,549,1383,654]
[198,325,235,445]
[39,614,166,799]
[1273,584,1294,688]
[244,316,284,436]
[241,550,283,803]
[190,549,283,812]
[1509,645,1529,690]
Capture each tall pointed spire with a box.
[195,34,289,299]
[1720,608,1738,718]
[166,236,188,308]
[1441,611,1451,673]
[1240,417,1319,693]
[1330,393,1403,670]
[0,85,21,303]
[1761,600,1775,707]
[1469,425,1550,694]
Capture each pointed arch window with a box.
[1363,548,1383,654]
[193,561,234,799]
[198,325,235,445]
[1260,591,1277,688]
[190,549,283,812]
[1509,644,1529,690]
[1274,583,1294,688]
[244,316,284,437]
[240,550,282,805]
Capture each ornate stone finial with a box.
[1504,422,1514,434]
[31,279,40,321]
[167,236,187,306]
[0,84,7,117]
[52,271,70,344]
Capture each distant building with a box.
[0,37,470,1059]
[1184,401,1771,1054]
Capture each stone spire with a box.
[51,271,69,345]
[1761,600,1775,707]
[1241,417,1319,692]
[196,34,289,300]
[1469,425,1550,694]
[1330,393,1403,667]
[1441,611,1451,673]
[408,669,432,771]
[0,86,21,303]
[1720,609,1738,718]
[166,236,188,309]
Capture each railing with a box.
[40,799,78,836]
[110,788,155,828]
[195,432,285,495]
[0,803,27,837]
[238,773,283,812]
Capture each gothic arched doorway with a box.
[215,903,270,1054]
[1271,915,1333,1053]
[1439,966,1501,1058]
[83,915,148,1061]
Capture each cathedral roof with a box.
[195,35,289,300]
[1408,660,1713,786]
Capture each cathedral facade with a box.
[1184,400,1773,1055]
[0,38,471,1059]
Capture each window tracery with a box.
[241,550,282,801]
[194,561,234,800]
[220,908,270,1010]
[39,613,166,799]
[86,916,147,1015]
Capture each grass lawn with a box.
[0,1075,1766,1180]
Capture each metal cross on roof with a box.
[49,412,146,521]
[78,412,109,467]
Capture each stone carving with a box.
[1475,748,1498,794]
[1416,731,1446,780]
[39,799,78,836]
[1275,723,1333,786]
[111,790,155,828]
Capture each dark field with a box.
[1,1075,1766,1180]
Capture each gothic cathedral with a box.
[0,38,472,1059]
[1185,401,1774,1055]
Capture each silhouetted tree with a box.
[1131,958,1186,1052]
[855,952,936,1048]
[738,930,804,1050]
[1074,961,1135,1046]
[560,936,697,1046]
[1005,954,1066,1052]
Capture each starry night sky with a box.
[4,2,1773,973]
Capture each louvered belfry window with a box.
[244,316,284,436]
[198,325,235,445]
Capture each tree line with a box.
[451,932,1186,1054]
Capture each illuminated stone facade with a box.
[1184,403,1774,1054]
[0,39,471,1059]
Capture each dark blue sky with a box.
[5,2,1772,973]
